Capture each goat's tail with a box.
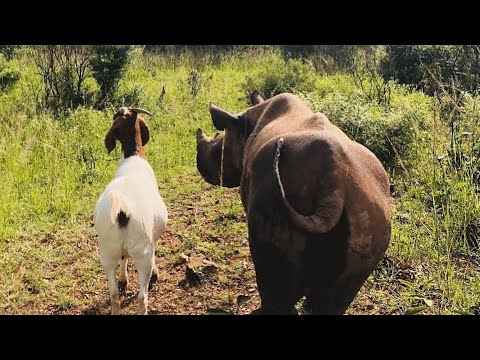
[107,190,130,229]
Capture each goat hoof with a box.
[118,280,128,296]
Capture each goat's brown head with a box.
[105,107,153,159]
[196,91,265,188]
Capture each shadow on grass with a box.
[82,293,139,315]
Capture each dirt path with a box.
[5,176,453,315]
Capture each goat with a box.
[93,107,168,315]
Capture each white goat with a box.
[93,107,168,315]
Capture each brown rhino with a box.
[196,91,391,314]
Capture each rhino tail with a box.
[273,137,344,235]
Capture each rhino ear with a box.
[250,90,265,105]
[209,102,240,131]
[196,128,205,143]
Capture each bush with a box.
[32,45,93,114]
[281,45,363,73]
[90,45,133,108]
[242,58,317,102]
[0,55,20,92]
[30,45,133,114]
[144,45,248,53]
[300,92,423,169]
[280,45,318,58]
[113,84,147,109]
[0,45,19,60]
[381,45,480,95]
[350,46,392,107]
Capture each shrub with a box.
[0,45,19,60]
[281,45,362,71]
[0,55,20,92]
[90,45,132,108]
[300,92,423,169]
[351,46,392,107]
[242,58,317,102]
[32,45,93,114]
[30,45,133,114]
[144,45,246,53]
[380,45,480,95]
[113,84,147,109]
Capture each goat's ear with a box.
[139,119,150,146]
[209,102,240,131]
[104,127,116,153]
[250,90,265,105]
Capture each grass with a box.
[0,47,479,314]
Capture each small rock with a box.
[424,299,434,307]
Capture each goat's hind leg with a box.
[132,248,155,315]
[101,259,121,315]
[118,256,128,296]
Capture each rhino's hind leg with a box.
[248,226,303,315]
[305,270,371,315]
[300,211,358,315]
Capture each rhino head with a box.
[196,90,265,188]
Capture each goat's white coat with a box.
[93,155,168,315]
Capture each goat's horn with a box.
[129,108,153,116]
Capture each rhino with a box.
[196,91,391,314]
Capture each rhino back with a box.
[241,117,390,266]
